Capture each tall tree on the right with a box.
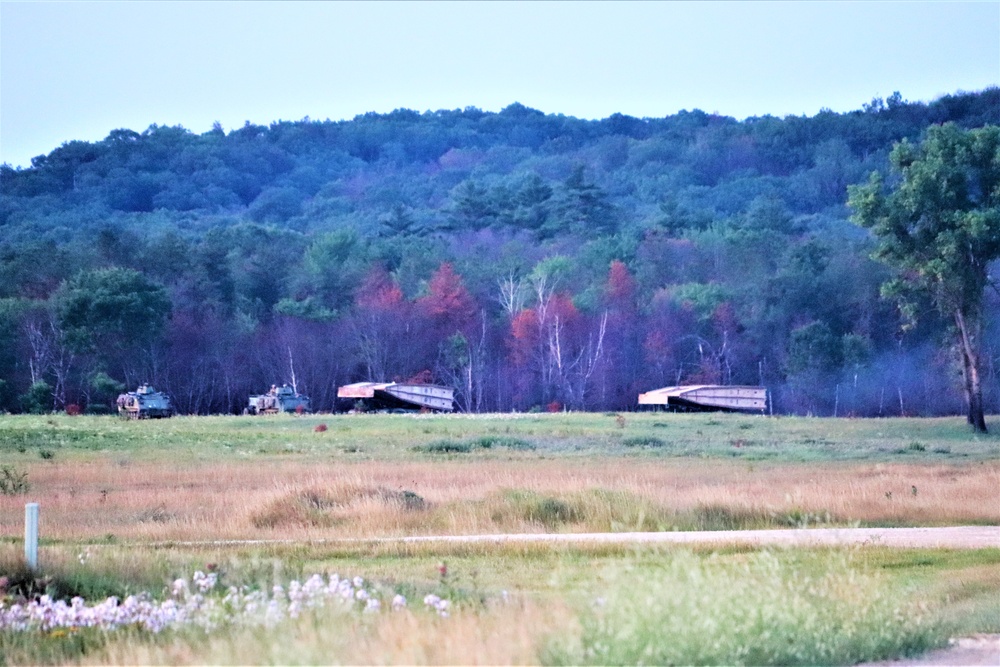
[849,123,1000,432]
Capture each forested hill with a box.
[1,89,998,415]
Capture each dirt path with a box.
[143,525,999,550]
[382,525,1000,549]
[859,634,1000,666]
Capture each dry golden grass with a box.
[83,596,572,666]
[3,458,997,543]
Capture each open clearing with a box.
[3,412,999,542]
[2,412,998,665]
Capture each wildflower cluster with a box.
[421,594,450,617]
[0,571,451,634]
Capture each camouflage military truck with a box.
[116,384,173,419]
[247,384,311,415]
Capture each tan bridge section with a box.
[338,382,455,411]
[638,385,767,412]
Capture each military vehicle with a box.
[116,384,173,419]
[247,384,311,415]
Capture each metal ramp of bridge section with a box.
[337,382,455,412]
[637,385,767,413]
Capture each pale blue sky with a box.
[1,1,997,168]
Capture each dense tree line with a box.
[1,89,998,416]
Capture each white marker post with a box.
[25,503,39,571]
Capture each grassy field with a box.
[2,411,998,462]
[1,412,998,665]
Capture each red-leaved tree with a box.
[416,263,482,410]
[352,265,415,381]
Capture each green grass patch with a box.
[413,439,473,454]
[542,550,948,666]
[1,412,998,463]
[470,435,536,450]
[620,435,665,448]
[476,489,842,533]
[666,504,838,531]
[252,485,427,528]
[0,465,30,495]
[491,489,582,527]
[415,435,536,454]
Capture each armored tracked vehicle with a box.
[117,384,173,419]
[247,384,311,415]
